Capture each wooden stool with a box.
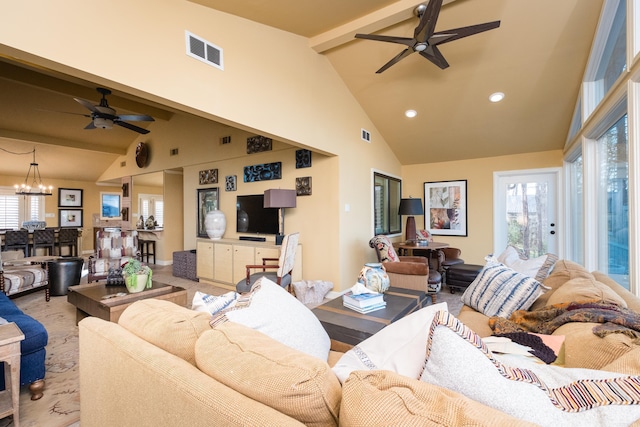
[138,239,156,264]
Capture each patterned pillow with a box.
[191,291,237,315]
[497,245,558,282]
[461,256,548,318]
[420,311,640,426]
[368,235,399,263]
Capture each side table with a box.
[0,322,25,426]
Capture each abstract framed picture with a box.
[197,187,219,237]
[58,188,83,207]
[59,209,83,228]
[424,180,467,236]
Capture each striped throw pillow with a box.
[461,256,547,318]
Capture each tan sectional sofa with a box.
[78,260,640,426]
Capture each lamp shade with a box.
[264,189,297,208]
[398,198,424,216]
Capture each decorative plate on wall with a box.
[135,142,149,168]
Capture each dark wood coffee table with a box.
[67,282,187,323]
[312,287,429,347]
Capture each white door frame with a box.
[493,167,563,258]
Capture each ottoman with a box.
[446,263,483,294]
[173,250,198,281]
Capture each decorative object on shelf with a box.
[357,263,390,294]
[199,168,218,185]
[121,207,129,222]
[424,179,468,236]
[14,148,53,196]
[295,149,312,168]
[122,183,129,198]
[225,175,237,191]
[296,177,312,196]
[58,188,83,207]
[246,135,272,154]
[21,221,46,232]
[145,215,156,230]
[264,189,296,245]
[244,162,282,182]
[205,210,226,239]
[121,259,152,293]
[59,209,83,227]
[399,197,424,244]
[197,187,219,238]
[135,142,149,168]
[136,216,145,229]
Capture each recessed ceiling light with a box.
[405,109,417,118]
[489,92,505,103]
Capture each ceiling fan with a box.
[355,0,500,74]
[72,87,155,134]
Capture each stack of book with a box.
[342,291,386,314]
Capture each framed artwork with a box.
[100,192,121,220]
[58,188,83,207]
[59,209,83,227]
[296,149,312,168]
[225,175,237,191]
[424,180,467,236]
[199,168,218,185]
[296,176,312,196]
[246,135,272,154]
[243,162,282,182]
[197,187,219,237]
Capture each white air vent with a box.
[185,31,223,70]
[220,135,231,145]
[361,128,371,142]
[170,148,179,156]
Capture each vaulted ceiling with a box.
[0,0,604,182]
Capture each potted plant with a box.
[121,259,152,293]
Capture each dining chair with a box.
[31,228,56,257]
[3,230,29,257]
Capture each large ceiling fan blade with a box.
[114,120,150,134]
[414,0,443,42]
[116,114,155,122]
[74,97,99,113]
[430,21,501,46]
[419,46,450,69]
[376,48,414,74]
[355,33,415,48]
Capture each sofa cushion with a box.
[461,256,547,318]
[332,302,448,383]
[592,271,640,313]
[2,314,48,354]
[118,299,212,365]
[420,310,640,426]
[340,370,537,427]
[601,347,640,375]
[210,277,330,361]
[196,322,341,427]
[497,245,558,282]
[531,260,593,311]
[191,291,237,315]
[546,277,627,308]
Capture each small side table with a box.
[0,322,25,426]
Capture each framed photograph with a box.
[59,209,83,227]
[100,192,121,220]
[424,180,467,236]
[197,187,219,237]
[58,188,83,207]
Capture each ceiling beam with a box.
[309,0,457,53]
[0,130,127,155]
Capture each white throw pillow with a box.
[420,310,640,427]
[191,291,237,315]
[461,255,547,318]
[210,277,331,361]
[497,245,558,281]
[332,302,448,383]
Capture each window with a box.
[0,187,45,228]
[373,172,401,235]
[596,113,628,287]
[566,153,584,264]
[139,194,164,227]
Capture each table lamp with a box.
[398,197,424,244]
[264,189,297,245]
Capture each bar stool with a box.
[3,230,29,257]
[56,228,78,257]
[32,228,55,257]
[138,239,156,264]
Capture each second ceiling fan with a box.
[355,0,500,74]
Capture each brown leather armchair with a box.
[369,235,442,302]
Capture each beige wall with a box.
[401,150,563,265]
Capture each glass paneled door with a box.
[494,169,560,258]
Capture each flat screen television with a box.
[236,194,279,235]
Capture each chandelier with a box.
[15,149,53,196]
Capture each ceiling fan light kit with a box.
[489,92,505,102]
[72,87,155,134]
[355,0,500,73]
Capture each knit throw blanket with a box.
[489,301,640,342]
